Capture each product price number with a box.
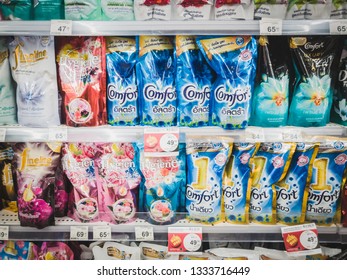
[135,227,154,241]
[50,20,73,36]
[245,128,265,142]
[260,19,282,35]
[93,226,111,240]
[0,226,9,241]
[330,21,347,35]
[282,131,303,142]
[48,127,68,142]
[70,226,88,241]
[0,128,6,142]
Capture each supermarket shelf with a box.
[0,20,339,36]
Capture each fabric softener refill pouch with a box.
[305,138,347,225]
[100,0,135,20]
[223,142,259,224]
[186,136,232,224]
[288,36,342,127]
[176,35,214,127]
[275,142,318,225]
[0,0,33,20]
[106,37,139,126]
[136,36,177,127]
[249,142,296,224]
[9,36,60,127]
[33,0,64,20]
[64,0,102,20]
[196,36,257,129]
[251,36,290,127]
[0,143,16,212]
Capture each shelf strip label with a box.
[93,226,112,241]
[260,19,283,36]
[70,226,89,241]
[135,226,154,241]
[50,20,73,36]
[330,20,347,35]
[0,226,9,241]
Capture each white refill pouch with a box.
[173,0,214,20]
[254,3,287,19]
[215,0,254,20]
[330,1,347,18]
[93,242,141,260]
[139,242,179,260]
[134,0,172,20]
[305,0,332,19]
[206,248,259,260]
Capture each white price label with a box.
[282,131,303,142]
[50,20,73,36]
[70,226,88,240]
[160,133,179,152]
[260,19,283,35]
[245,128,265,142]
[135,226,154,241]
[0,226,9,240]
[330,21,347,35]
[48,127,68,142]
[0,128,6,142]
[93,226,111,240]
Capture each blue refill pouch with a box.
[136,36,177,127]
[196,36,257,129]
[223,142,259,224]
[106,37,139,126]
[275,143,318,225]
[186,136,232,224]
[251,36,290,127]
[305,138,347,225]
[176,35,214,127]
[249,142,296,224]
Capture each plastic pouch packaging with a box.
[186,136,232,224]
[96,143,141,224]
[137,36,177,126]
[251,36,290,127]
[106,37,139,126]
[206,248,259,260]
[56,36,106,127]
[134,0,171,20]
[139,242,179,260]
[179,253,210,260]
[33,0,64,20]
[0,37,16,125]
[0,0,33,20]
[138,143,186,225]
[306,245,342,260]
[64,0,102,20]
[275,143,318,225]
[254,0,287,19]
[223,143,258,224]
[176,35,214,127]
[12,142,62,229]
[0,143,17,212]
[286,0,332,20]
[54,162,69,217]
[0,241,38,260]
[215,0,254,20]
[173,0,213,20]
[93,242,141,260]
[101,0,135,20]
[330,0,347,18]
[288,36,342,127]
[305,138,347,225]
[196,36,257,129]
[37,242,74,260]
[249,142,296,224]
[254,247,305,260]
[9,36,60,127]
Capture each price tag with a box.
[48,127,68,142]
[70,226,89,241]
[93,226,111,240]
[0,226,9,241]
[168,227,202,255]
[50,20,73,36]
[144,127,179,157]
[282,130,303,142]
[0,128,6,142]
[245,127,265,142]
[260,19,283,36]
[135,226,154,241]
[330,20,347,35]
[281,223,322,256]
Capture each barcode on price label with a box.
[70,226,89,240]
[0,128,6,142]
[135,226,154,241]
[93,226,111,240]
[0,226,9,240]
[48,127,68,142]
[330,21,347,35]
[50,20,72,35]
[260,19,283,35]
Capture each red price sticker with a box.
[144,128,179,157]
[168,227,202,255]
[281,223,322,256]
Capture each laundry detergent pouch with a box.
[0,143,17,212]
[134,0,171,20]
[137,36,177,126]
[8,36,60,127]
[54,161,69,217]
[288,36,342,127]
[64,0,101,20]
[12,142,62,229]
[0,0,33,20]
[215,0,255,20]
[173,0,213,20]
[96,143,141,224]
[33,0,64,20]
[286,0,332,20]
[138,143,186,225]
[332,39,347,125]
[37,242,74,260]
[331,0,347,19]
[56,36,106,127]
[223,142,258,224]
[275,143,318,225]
[196,36,257,129]
[305,139,347,225]
[101,0,135,20]
[106,37,139,126]
[249,142,295,224]
[254,0,288,19]
[251,36,290,127]
[186,136,231,224]
[0,241,38,260]
[0,37,16,125]
[176,35,213,127]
